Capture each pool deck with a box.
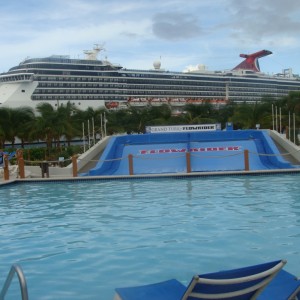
[1,168,300,186]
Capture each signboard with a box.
[145,124,221,133]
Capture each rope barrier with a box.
[19,148,299,165]
[77,156,125,163]
[23,158,72,164]
[190,151,243,158]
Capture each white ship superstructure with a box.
[0,46,300,111]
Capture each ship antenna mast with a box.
[84,43,105,60]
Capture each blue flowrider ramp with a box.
[86,130,294,176]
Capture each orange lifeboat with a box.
[105,101,119,109]
[127,98,149,107]
[150,98,168,106]
[186,99,204,105]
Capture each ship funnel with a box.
[232,50,272,72]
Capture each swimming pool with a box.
[0,174,300,299]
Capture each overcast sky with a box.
[1,0,300,74]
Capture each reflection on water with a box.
[0,174,299,300]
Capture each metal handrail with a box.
[0,264,28,300]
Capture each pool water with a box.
[0,174,300,299]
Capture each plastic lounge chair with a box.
[114,259,289,300]
[257,268,300,299]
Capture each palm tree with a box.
[14,107,36,147]
[32,103,59,149]
[0,107,12,148]
[105,108,135,134]
[230,102,272,129]
[143,105,172,128]
[183,103,217,124]
[0,107,35,147]
[55,102,82,147]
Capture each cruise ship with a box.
[0,46,300,111]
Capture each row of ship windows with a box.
[38,83,225,90]
[31,95,273,102]
[37,82,291,92]
[115,78,298,88]
[36,69,225,81]
[37,83,226,92]
[38,76,120,82]
[34,86,286,95]
[25,63,113,71]
[36,75,289,88]
[37,77,227,87]
[34,89,226,97]
[0,75,32,82]
[230,84,300,90]
[228,88,289,93]
[33,89,281,97]
[32,95,127,101]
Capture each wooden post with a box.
[3,155,9,180]
[18,158,25,178]
[244,149,249,171]
[72,155,78,177]
[17,149,25,179]
[186,152,191,173]
[128,154,134,175]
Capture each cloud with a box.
[228,0,300,45]
[152,12,202,41]
[0,0,300,74]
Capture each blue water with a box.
[0,174,300,299]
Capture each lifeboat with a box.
[118,102,128,109]
[186,99,205,105]
[186,99,229,105]
[105,101,119,109]
[127,98,149,107]
[169,98,186,106]
[209,99,229,105]
[150,98,168,106]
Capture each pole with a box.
[3,154,9,180]
[104,112,107,137]
[92,117,95,145]
[17,150,25,179]
[128,154,134,175]
[293,112,296,144]
[88,119,91,149]
[244,149,249,171]
[72,155,78,177]
[82,122,86,152]
[272,104,274,130]
[100,114,103,138]
[289,111,291,140]
[275,106,278,132]
[279,107,282,133]
[186,152,191,173]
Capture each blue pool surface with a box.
[0,174,300,299]
[86,130,294,176]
